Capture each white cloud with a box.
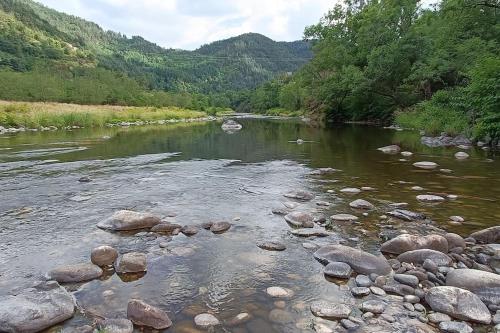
[36,0,335,50]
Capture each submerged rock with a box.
[257,241,286,251]
[324,262,353,279]
[48,263,103,283]
[290,228,330,237]
[97,318,133,333]
[425,286,491,324]
[266,286,294,298]
[97,210,161,231]
[0,282,75,333]
[221,120,242,133]
[115,252,147,274]
[314,245,392,276]
[91,245,118,266]
[181,225,199,236]
[340,188,361,194]
[470,226,500,244]
[310,301,352,319]
[349,199,375,210]
[446,269,500,306]
[310,167,340,175]
[381,234,448,255]
[413,161,438,170]
[210,221,231,234]
[127,299,172,329]
[387,209,426,221]
[377,145,401,154]
[284,190,314,201]
[284,211,314,228]
[330,214,359,222]
[151,223,182,234]
[416,195,445,202]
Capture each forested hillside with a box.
[244,0,499,141]
[0,0,311,108]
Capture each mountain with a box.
[0,0,312,96]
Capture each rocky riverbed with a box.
[0,118,499,333]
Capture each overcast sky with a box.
[36,0,335,50]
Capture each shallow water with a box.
[0,117,499,332]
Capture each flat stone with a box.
[266,286,294,298]
[349,199,375,210]
[428,312,451,324]
[210,221,231,234]
[416,195,445,202]
[413,161,438,170]
[314,245,392,276]
[97,318,133,333]
[425,286,491,324]
[370,286,386,296]
[48,263,102,283]
[397,249,452,266]
[355,275,372,287]
[439,321,473,333]
[310,301,352,319]
[444,233,465,249]
[378,145,401,154]
[91,245,118,266]
[284,211,314,228]
[446,269,500,306]
[97,210,161,231]
[181,225,199,236]
[310,168,340,175]
[324,262,352,279]
[387,209,426,221]
[127,299,171,329]
[257,241,286,251]
[381,234,448,254]
[340,188,361,194]
[0,282,75,333]
[227,312,251,326]
[284,190,314,201]
[394,274,419,287]
[330,214,359,222]
[351,287,370,297]
[291,228,330,237]
[401,151,413,157]
[151,223,182,233]
[454,152,469,160]
[115,252,147,274]
[194,313,220,328]
[411,186,424,191]
[361,300,386,314]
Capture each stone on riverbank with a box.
[115,252,147,274]
[381,234,448,255]
[397,249,452,266]
[284,211,314,228]
[91,245,118,266]
[314,245,392,276]
[0,282,75,333]
[48,263,103,283]
[331,214,359,222]
[446,269,500,306]
[127,299,172,329]
[470,226,500,244]
[425,286,491,324]
[97,210,161,231]
[324,262,352,279]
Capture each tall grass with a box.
[0,101,208,128]
[395,105,469,136]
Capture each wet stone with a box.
[355,275,372,287]
[194,313,220,328]
[48,263,103,283]
[310,301,352,319]
[97,318,134,333]
[97,210,161,231]
[257,241,286,251]
[91,245,118,266]
[413,161,438,170]
[416,195,445,202]
[330,214,359,222]
[284,190,314,201]
[210,221,232,234]
[340,188,361,194]
[268,309,293,324]
[266,286,294,298]
[324,262,352,279]
[284,211,314,228]
[361,300,386,314]
[115,252,147,274]
[351,287,371,297]
[181,225,199,236]
[349,199,375,210]
[291,228,329,237]
[439,321,473,333]
[127,299,171,330]
[227,312,252,326]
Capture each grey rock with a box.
[370,286,386,296]
[257,241,286,251]
[0,282,75,333]
[97,210,161,231]
[91,245,118,266]
[151,223,182,233]
[284,211,314,228]
[397,249,452,266]
[394,274,419,287]
[324,262,352,279]
[387,210,426,221]
[97,318,133,333]
[341,319,360,330]
[349,199,375,210]
[310,301,352,319]
[404,295,420,304]
[423,259,438,273]
[361,300,386,314]
[444,233,466,249]
[127,299,171,329]
[291,228,330,237]
[355,275,372,287]
[194,313,220,328]
[47,263,102,283]
[330,213,359,222]
[314,245,392,276]
[221,120,242,132]
[427,312,451,324]
[446,269,500,306]
[181,225,199,236]
[115,252,147,274]
[381,234,448,254]
[377,145,401,154]
[226,312,251,326]
[351,287,371,297]
[439,321,473,333]
[210,221,231,234]
[284,190,314,201]
[425,286,491,324]
[470,226,500,244]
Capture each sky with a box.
[37,0,335,50]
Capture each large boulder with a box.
[127,299,172,329]
[97,210,161,231]
[397,249,452,266]
[115,253,147,274]
[314,245,392,276]
[284,212,314,228]
[0,282,75,333]
[446,269,500,306]
[47,263,103,283]
[470,226,500,244]
[425,286,491,324]
[381,234,448,255]
[91,245,118,266]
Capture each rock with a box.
[324,262,352,279]
[370,286,386,296]
[439,321,473,333]
[377,145,401,154]
[416,195,445,202]
[394,274,419,287]
[78,176,92,183]
[0,282,75,333]
[310,301,352,319]
[194,313,220,328]
[349,199,375,210]
[412,186,424,191]
[97,318,134,333]
[314,245,392,276]
[470,226,500,244]
[266,286,294,298]
[355,275,372,287]
[47,263,102,283]
[227,312,251,326]
[454,152,469,160]
[221,120,242,133]
[284,211,314,228]
[381,234,448,254]
[272,207,289,215]
[127,299,171,329]
[413,161,438,170]
[181,225,199,236]
[351,287,370,297]
[425,286,491,324]
[62,325,94,333]
[97,210,161,231]
[330,214,359,222]
[444,233,465,250]
[291,228,330,237]
[423,259,438,273]
[91,245,118,266]
[428,312,451,324]
[210,221,231,234]
[115,252,147,274]
[340,188,361,194]
[401,151,413,157]
[446,269,500,306]
[151,223,182,233]
[310,168,340,175]
[387,209,426,221]
[404,295,420,304]
[398,249,452,266]
[421,135,471,148]
[361,300,386,314]
[284,190,314,201]
[257,241,286,251]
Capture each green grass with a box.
[0,101,208,129]
[264,108,304,117]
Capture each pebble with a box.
[266,286,294,298]
[351,287,371,297]
[355,275,372,287]
[194,313,220,329]
[361,300,386,314]
[370,286,386,296]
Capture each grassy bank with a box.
[264,108,305,117]
[0,101,211,129]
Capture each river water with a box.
[0,116,499,332]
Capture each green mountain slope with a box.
[0,0,311,96]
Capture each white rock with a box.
[401,151,413,157]
[340,188,361,194]
[413,161,438,170]
[416,195,445,202]
[450,216,464,223]
[349,199,375,210]
[194,313,220,329]
[331,214,359,222]
[266,286,294,298]
[454,152,469,160]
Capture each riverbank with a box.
[0,101,234,132]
